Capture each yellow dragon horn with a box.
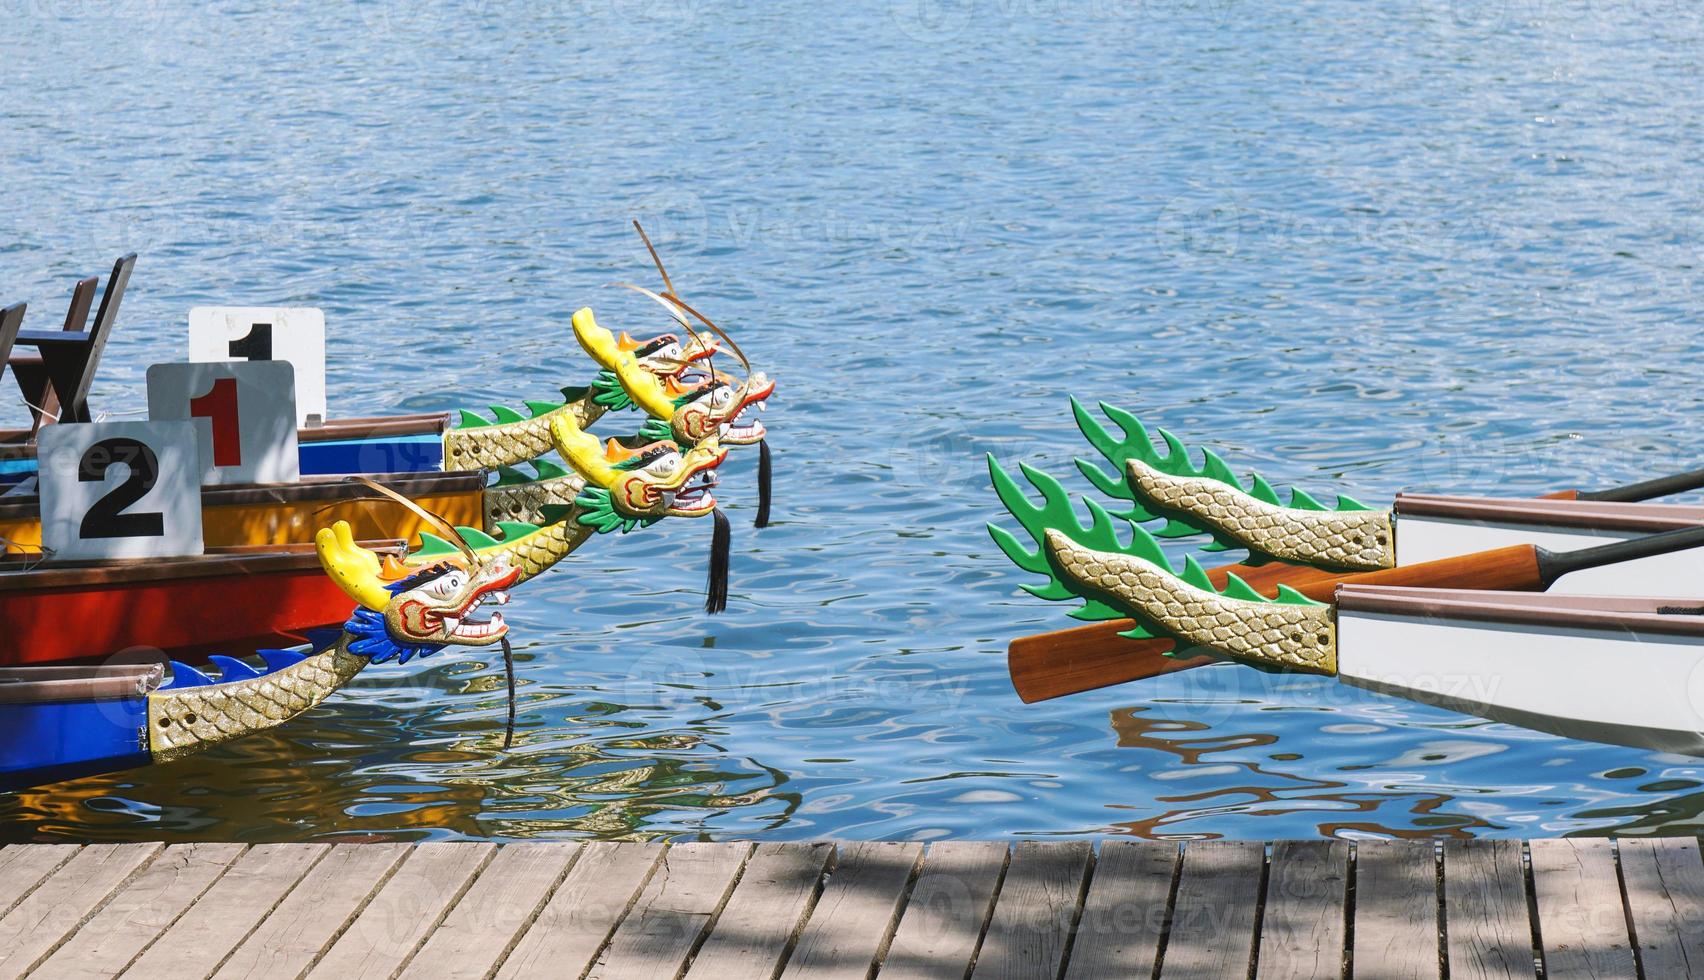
[549,409,619,485]
[572,307,677,420]
[315,520,393,612]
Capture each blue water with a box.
[5,0,1704,842]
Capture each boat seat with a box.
[5,253,136,434]
[0,663,163,704]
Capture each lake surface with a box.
[5,0,1704,842]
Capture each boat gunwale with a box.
[1394,492,1704,533]
[0,468,484,522]
[0,538,407,591]
[1336,584,1704,638]
[0,411,450,455]
[0,663,163,703]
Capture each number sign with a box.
[189,306,326,426]
[37,421,203,561]
[147,361,300,486]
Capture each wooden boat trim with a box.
[0,664,163,703]
[1394,493,1704,533]
[2,411,450,450]
[0,539,406,592]
[1336,585,1704,638]
[297,412,448,442]
[0,469,483,521]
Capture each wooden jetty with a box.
[0,837,1698,978]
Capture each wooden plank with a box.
[970,841,1092,980]
[123,843,329,979]
[683,842,834,980]
[398,843,581,980]
[1527,839,1634,979]
[1618,837,1704,978]
[1351,840,1440,980]
[1159,840,1264,980]
[1064,841,1177,980]
[494,842,664,980]
[883,841,1010,980]
[306,842,494,980]
[212,842,410,980]
[588,841,751,980]
[1442,840,1536,980]
[0,843,79,918]
[34,842,245,979]
[1256,840,1348,980]
[779,841,922,980]
[0,842,163,980]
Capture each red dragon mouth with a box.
[427,564,520,642]
[718,378,775,444]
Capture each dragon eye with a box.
[645,453,681,477]
[427,571,465,597]
[713,387,733,407]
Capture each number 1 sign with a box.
[37,421,204,561]
[147,361,301,485]
[189,306,327,426]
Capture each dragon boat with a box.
[0,323,720,486]
[2,412,728,666]
[0,420,729,791]
[3,228,746,487]
[994,400,1704,699]
[1067,398,1704,595]
[1006,508,1704,753]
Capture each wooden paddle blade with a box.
[1006,544,1544,703]
[1008,627,1215,703]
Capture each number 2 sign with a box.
[37,421,204,561]
[147,361,301,486]
[189,306,326,426]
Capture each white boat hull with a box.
[1391,495,1704,596]
[1338,593,1704,754]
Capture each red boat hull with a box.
[0,544,402,668]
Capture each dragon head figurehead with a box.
[550,409,727,530]
[620,329,721,379]
[317,520,521,661]
[574,307,775,448]
[660,374,774,446]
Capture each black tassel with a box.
[500,634,516,750]
[755,439,772,529]
[705,507,731,613]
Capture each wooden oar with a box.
[1009,525,1704,703]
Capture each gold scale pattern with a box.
[1125,458,1395,572]
[442,398,602,471]
[490,519,595,581]
[1043,530,1337,674]
[482,473,588,528]
[147,645,369,762]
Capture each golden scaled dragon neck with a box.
[396,512,597,584]
[443,392,604,471]
[148,641,369,762]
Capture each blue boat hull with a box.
[0,696,150,791]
